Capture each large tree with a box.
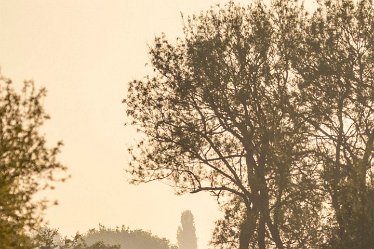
[0,74,66,248]
[125,1,323,248]
[291,0,374,247]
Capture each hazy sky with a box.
[0,1,255,248]
[0,0,319,247]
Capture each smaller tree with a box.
[34,227,61,249]
[0,74,67,248]
[177,210,197,249]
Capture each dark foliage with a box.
[125,0,374,248]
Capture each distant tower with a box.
[177,210,197,249]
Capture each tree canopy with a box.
[0,74,67,248]
[125,0,374,248]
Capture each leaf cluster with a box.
[0,75,67,248]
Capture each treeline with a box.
[35,210,197,249]
[84,225,176,249]
[35,225,176,249]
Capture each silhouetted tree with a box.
[290,0,374,248]
[125,1,323,248]
[125,0,374,248]
[0,74,67,249]
[177,210,197,249]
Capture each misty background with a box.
[0,1,240,248]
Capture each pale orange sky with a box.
[0,1,318,248]
[0,1,249,248]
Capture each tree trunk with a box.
[266,220,284,249]
[258,212,266,249]
[238,218,251,249]
[239,208,257,249]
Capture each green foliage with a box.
[177,210,197,249]
[0,75,67,249]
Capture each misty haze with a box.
[1,0,374,249]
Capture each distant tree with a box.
[84,225,176,249]
[60,233,88,249]
[0,74,67,248]
[34,228,119,249]
[34,227,61,249]
[177,210,197,249]
[60,233,120,249]
[86,241,120,249]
